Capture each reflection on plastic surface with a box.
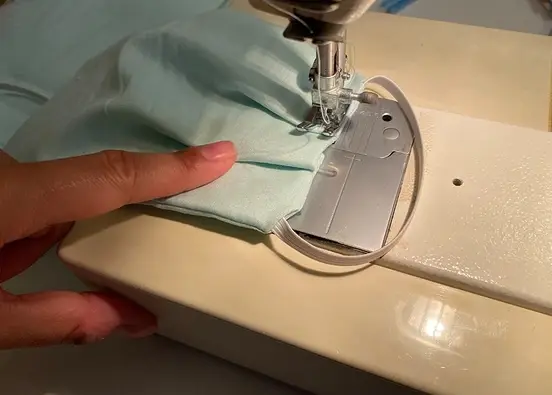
[396,297,462,356]
[395,295,510,358]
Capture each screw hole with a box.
[452,178,463,187]
[382,113,393,122]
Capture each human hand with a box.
[0,142,236,349]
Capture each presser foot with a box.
[297,90,378,137]
[296,105,350,137]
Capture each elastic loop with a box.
[273,76,424,268]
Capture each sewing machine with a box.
[58,1,552,394]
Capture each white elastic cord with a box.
[273,76,424,267]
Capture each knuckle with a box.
[178,150,201,175]
[60,325,87,345]
[100,150,138,193]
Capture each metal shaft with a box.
[317,41,337,77]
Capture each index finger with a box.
[0,142,236,243]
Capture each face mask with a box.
[6,8,423,269]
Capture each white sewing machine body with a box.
[59,2,552,394]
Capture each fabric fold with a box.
[6,8,364,233]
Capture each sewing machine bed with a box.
[59,2,552,395]
[60,106,552,391]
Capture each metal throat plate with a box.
[287,98,413,253]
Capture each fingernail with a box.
[198,141,236,161]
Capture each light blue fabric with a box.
[6,8,364,233]
[0,0,229,147]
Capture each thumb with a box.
[0,290,156,349]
